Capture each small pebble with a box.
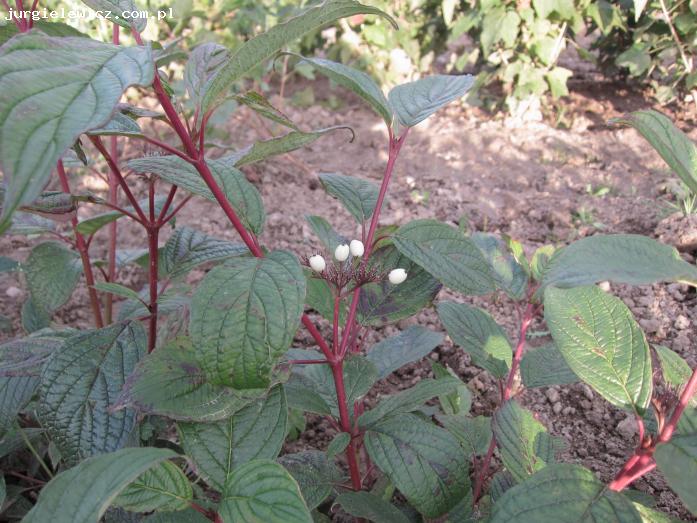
[580,400,592,410]
[598,281,611,292]
[616,416,637,440]
[546,388,560,403]
[5,286,22,298]
[675,315,690,330]
[562,406,576,416]
[552,402,563,414]
[639,318,660,334]
[581,384,594,401]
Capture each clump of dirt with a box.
[1,79,696,520]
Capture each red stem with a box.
[331,361,362,490]
[140,134,194,161]
[90,136,149,224]
[609,365,697,491]
[56,161,104,328]
[472,302,536,504]
[146,179,159,353]
[338,130,409,359]
[161,194,192,224]
[157,185,178,224]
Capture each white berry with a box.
[334,244,350,261]
[388,268,407,284]
[349,239,365,257]
[309,255,326,272]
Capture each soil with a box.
[1,78,696,520]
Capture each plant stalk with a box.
[56,160,105,328]
[472,302,536,504]
[338,130,409,358]
[609,365,697,491]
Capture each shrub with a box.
[0,1,696,522]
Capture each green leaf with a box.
[655,435,697,515]
[162,226,247,279]
[437,415,493,456]
[305,215,346,252]
[114,337,262,422]
[177,385,288,491]
[326,432,350,458]
[437,301,511,378]
[0,34,154,233]
[490,463,642,523]
[318,172,380,224]
[520,344,578,388]
[128,155,265,235]
[0,376,39,435]
[546,67,573,99]
[364,413,470,518]
[80,0,147,31]
[22,447,177,523]
[143,508,210,523]
[21,297,51,333]
[0,330,69,377]
[359,377,461,428]
[219,459,312,523]
[358,245,442,326]
[611,110,697,195]
[184,43,229,106]
[544,285,653,415]
[615,45,652,77]
[19,190,76,217]
[190,251,305,388]
[234,91,298,131]
[654,345,692,389]
[490,471,516,503]
[541,234,697,289]
[289,54,393,126]
[39,322,146,464]
[232,126,353,167]
[334,491,410,523]
[678,408,697,435]
[304,271,348,323]
[113,461,193,513]
[471,233,527,300]
[24,241,82,312]
[493,401,560,482]
[388,75,474,128]
[92,282,144,304]
[200,0,396,113]
[0,20,87,47]
[366,326,444,379]
[279,451,344,510]
[86,111,143,137]
[431,361,472,415]
[0,426,44,459]
[530,245,556,282]
[393,219,497,296]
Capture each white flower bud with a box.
[334,244,350,261]
[388,268,407,285]
[349,239,365,257]
[309,254,326,272]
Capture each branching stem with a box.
[56,160,104,328]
